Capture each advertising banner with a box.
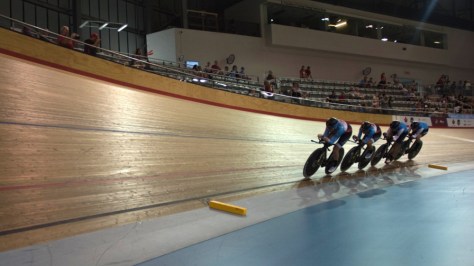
[430,117,448,127]
[447,118,474,128]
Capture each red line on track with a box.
[0,47,325,123]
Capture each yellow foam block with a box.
[428,164,448,171]
[209,200,247,216]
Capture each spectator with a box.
[454,103,462,113]
[359,76,368,88]
[380,93,388,113]
[57,26,74,49]
[192,65,208,79]
[131,48,145,68]
[22,26,35,38]
[378,72,387,89]
[366,77,374,88]
[338,91,347,104]
[265,70,277,87]
[392,73,400,86]
[391,74,403,89]
[305,66,313,80]
[265,70,276,82]
[387,96,393,109]
[349,87,363,99]
[84,33,100,56]
[464,80,472,91]
[449,81,457,95]
[211,60,221,74]
[203,62,212,74]
[299,66,306,79]
[263,80,274,93]
[291,82,302,97]
[223,66,230,76]
[372,92,380,110]
[327,90,337,103]
[229,65,238,78]
[457,80,464,95]
[238,67,248,80]
[435,74,447,93]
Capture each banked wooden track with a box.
[1,28,474,252]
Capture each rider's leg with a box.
[332,145,340,161]
[365,139,374,158]
[366,139,374,150]
[389,131,408,159]
[390,142,402,158]
[415,134,422,143]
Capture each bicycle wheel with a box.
[340,146,358,172]
[371,144,387,166]
[358,145,375,170]
[303,148,325,178]
[408,140,423,160]
[325,148,344,175]
[393,140,410,160]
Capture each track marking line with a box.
[432,134,474,143]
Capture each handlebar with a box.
[311,139,333,146]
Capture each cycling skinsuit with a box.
[357,124,382,144]
[323,120,352,148]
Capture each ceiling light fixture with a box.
[329,21,347,28]
[99,22,109,30]
[117,24,128,32]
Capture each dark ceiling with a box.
[194,0,473,31]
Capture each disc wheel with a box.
[340,146,358,172]
[371,144,387,166]
[358,145,375,170]
[393,141,410,161]
[303,148,325,178]
[408,140,423,160]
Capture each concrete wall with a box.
[145,0,474,85]
[148,27,473,85]
[146,29,178,63]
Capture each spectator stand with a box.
[2,13,469,118]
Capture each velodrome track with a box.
[1,51,474,256]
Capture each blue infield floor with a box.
[138,170,474,266]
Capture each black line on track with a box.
[0,179,302,237]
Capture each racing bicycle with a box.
[303,139,345,178]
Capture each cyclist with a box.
[353,121,382,159]
[409,121,429,141]
[406,121,429,153]
[383,120,409,163]
[317,117,352,171]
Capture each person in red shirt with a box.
[211,60,221,74]
[57,26,73,49]
[299,65,306,78]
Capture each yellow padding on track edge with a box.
[428,164,448,170]
[209,200,247,216]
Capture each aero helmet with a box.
[326,117,338,128]
[390,121,400,130]
[411,121,420,130]
[362,121,371,131]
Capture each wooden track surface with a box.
[1,54,474,251]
